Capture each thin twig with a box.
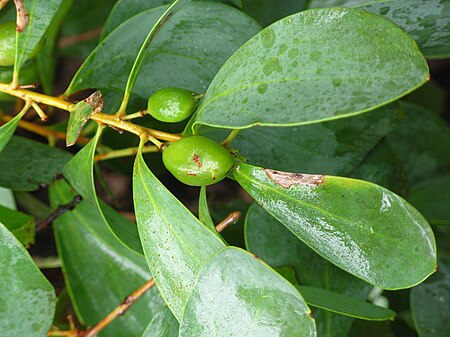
[82,279,155,337]
[36,195,82,231]
[0,0,9,11]
[58,27,103,49]
[94,145,159,162]
[0,114,90,145]
[215,211,241,233]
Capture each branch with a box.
[215,211,241,233]
[94,145,159,162]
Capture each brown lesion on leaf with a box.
[13,0,28,32]
[265,169,324,188]
[85,91,103,114]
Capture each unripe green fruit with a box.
[162,136,235,186]
[147,87,196,123]
[0,21,17,67]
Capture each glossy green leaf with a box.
[118,0,189,114]
[309,0,450,58]
[0,204,34,247]
[102,0,171,38]
[234,162,437,289]
[411,255,450,337]
[63,127,143,254]
[200,103,401,175]
[198,186,222,238]
[179,247,317,337]
[408,174,450,225]
[133,150,225,320]
[192,8,428,130]
[245,203,372,337]
[0,222,56,336]
[350,139,409,196]
[14,0,63,70]
[50,180,165,336]
[0,135,71,191]
[387,102,450,182]
[0,109,27,153]
[142,307,179,337]
[297,286,395,321]
[65,2,261,112]
[66,101,95,146]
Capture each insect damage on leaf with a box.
[265,169,324,188]
[85,91,103,113]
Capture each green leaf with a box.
[0,135,72,191]
[117,0,189,114]
[179,247,317,337]
[14,0,63,70]
[0,222,56,336]
[348,320,395,337]
[63,127,143,254]
[408,174,450,225]
[309,0,450,58]
[200,103,402,175]
[65,2,261,112]
[142,307,179,337]
[0,186,16,209]
[241,0,308,26]
[245,203,372,337]
[387,102,450,182]
[411,255,450,337]
[0,204,34,247]
[198,186,221,237]
[50,180,165,336]
[192,8,428,130]
[0,109,27,153]
[234,162,437,289]
[297,286,395,321]
[133,150,225,320]
[66,99,95,147]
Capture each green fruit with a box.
[148,87,196,123]
[0,21,17,67]
[162,136,235,186]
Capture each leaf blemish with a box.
[265,169,324,188]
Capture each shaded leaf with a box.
[297,286,395,321]
[50,180,165,337]
[245,203,372,337]
[348,320,395,337]
[309,0,450,58]
[179,247,317,337]
[198,186,223,241]
[142,307,179,337]
[0,187,16,209]
[65,2,261,112]
[241,0,309,26]
[408,174,450,225]
[200,103,402,175]
[234,162,436,289]
[350,139,409,196]
[63,127,143,254]
[411,255,450,337]
[15,0,63,70]
[0,222,56,336]
[0,204,34,247]
[133,150,225,320]
[0,135,72,191]
[387,102,450,182]
[192,8,428,130]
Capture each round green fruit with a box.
[0,21,17,67]
[147,87,196,123]
[162,136,235,186]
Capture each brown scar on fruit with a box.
[265,169,324,188]
[193,153,202,168]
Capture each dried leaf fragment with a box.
[265,169,324,188]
